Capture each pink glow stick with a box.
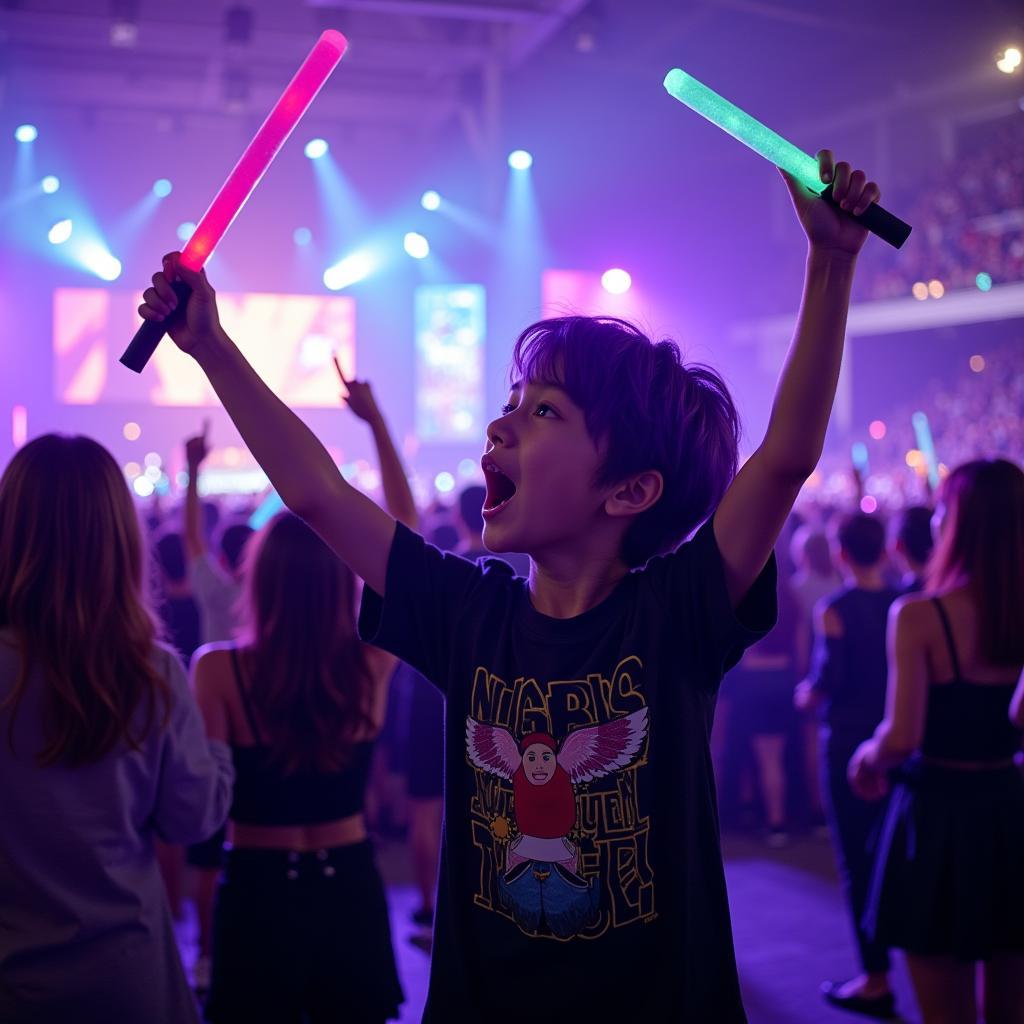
[121,29,348,372]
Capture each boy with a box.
[795,512,903,1018]
[141,152,880,1021]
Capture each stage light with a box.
[969,354,985,373]
[15,124,38,143]
[124,462,141,479]
[869,420,886,440]
[911,282,928,300]
[860,495,878,514]
[123,421,141,441]
[508,149,533,171]
[48,219,73,245]
[601,268,632,295]
[996,47,1021,74]
[421,190,441,211]
[458,458,477,477]
[927,279,944,299]
[152,178,173,198]
[41,175,60,194]
[144,452,162,468]
[905,449,923,468]
[80,243,122,281]
[434,471,455,493]
[304,137,329,159]
[133,476,155,497]
[323,249,375,290]
[293,226,312,246]
[404,232,430,259]
[975,271,992,291]
[177,221,197,242]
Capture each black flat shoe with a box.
[821,981,896,1019]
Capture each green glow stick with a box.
[912,411,939,492]
[663,68,912,249]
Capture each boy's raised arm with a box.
[714,151,880,606]
[140,253,397,596]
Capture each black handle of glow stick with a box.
[120,280,193,373]
[820,183,912,250]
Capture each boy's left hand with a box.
[781,150,880,258]
[341,376,382,425]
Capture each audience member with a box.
[850,459,1024,1024]
[0,434,232,1024]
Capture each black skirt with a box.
[205,841,403,1023]
[863,759,1024,961]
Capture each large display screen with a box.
[414,284,485,441]
[53,287,356,406]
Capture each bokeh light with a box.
[133,476,154,497]
[47,219,73,245]
[123,421,141,441]
[601,268,632,295]
[507,149,533,171]
[304,138,329,159]
[859,495,878,514]
[434,471,455,493]
[403,232,430,259]
[927,279,944,299]
[41,175,60,194]
[177,221,197,242]
[124,462,141,479]
[421,190,441,211]
[293,226,312,246]
[911,281,928,300]
[905,449,923,468]
[15,124,38,143]
[975,272,992,292]
[868,420,886,440]
[152,178,173,198]
[969,354,985,373]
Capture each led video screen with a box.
[53,287,356,406]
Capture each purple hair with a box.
[511,316,740,567]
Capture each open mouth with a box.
[482,459,517,518]
[532,772,548,781]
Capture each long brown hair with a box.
[0,434,170,765]
[238,511,374,774]
[926,458,1024,666]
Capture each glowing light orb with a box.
[48,219,73,245]
[927,279,944,299]
[323,250,374,290]
[177,221,197,242]
[41,175,60,194]
[975,272,992,292]
[123,421,141,441]
[403,231,430,259]
[304,137,329,159]
[80,244,122,281]
[911,282,928,300]
[905,450,923,468]
[15,124,38,143]
[969,354,985,373]
[152,178,173,198]
[293,226,312,246]
[133,476,155,497]
[860,495,878,514]
[458,458,477,477]
[144,452,162,468]
[601,268,632,295]
[868,420,886,440]
[421,190,441,211]
[434,471,455,493]
[507,149,533,171]
[124,462,141,479]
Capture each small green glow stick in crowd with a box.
[912,411,940,492]
[663,69,912,249]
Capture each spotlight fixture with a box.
[507,149,533,171]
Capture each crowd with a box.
[2,154,1022,1024]
[856,121,1024,302]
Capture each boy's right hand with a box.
[185,421,210,469]
[139,252,224,358]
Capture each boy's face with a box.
[521,742,556,785]
[480,379,608,560]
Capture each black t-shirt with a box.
[360,519,776,1023]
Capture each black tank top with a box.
[921,599,1022,762]
[228,649,375,826]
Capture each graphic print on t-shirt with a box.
[465,655,652,940]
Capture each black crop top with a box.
[227,649,375,826]
[921,599,1022,763]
